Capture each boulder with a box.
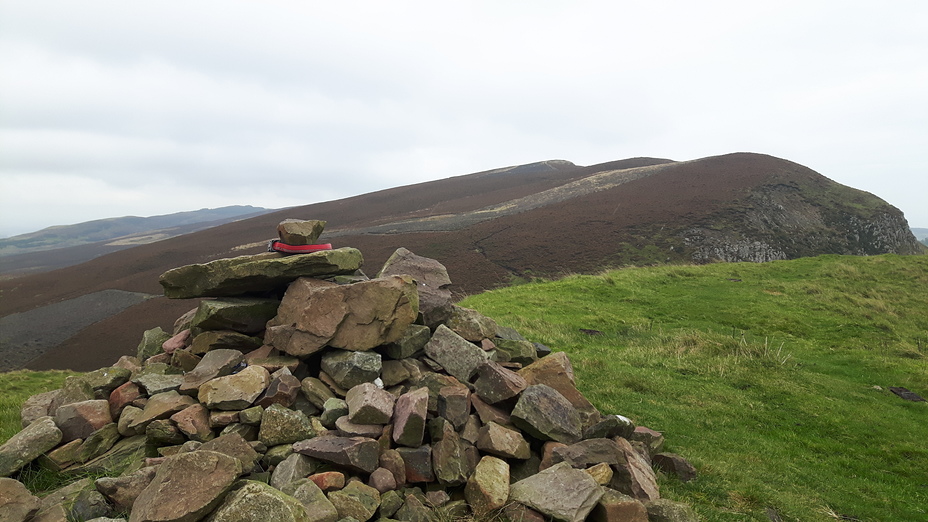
[464,456,509,517]
[392,387,429,448]
[511,384,583,444]
[292,436,379,474]
[268,275,418,356]
[277,219,326,245]
[509,461,605,522]
[476,422,531,459]
[279,479,339,522]
[327,481,381,522]
[158,247,363,299]
[198,365,271,410]
[589,488,649,522]
[190,298,280,334]
[610,438,660,502]
[0,477,40,521]
[0,416,62,477]
[445,305,498,342]
[319,350,381,390]
[519,352,602,429]
[346,383,396,425]
[653,453,698,483]
[94,466,158,513]
[258,404,315,446]
[54,400,113,443]
[423,325,489,383]
[128,450,241,522]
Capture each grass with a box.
[460,254,928,521]
[0,370,78,442]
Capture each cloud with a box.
[1,0,927,238]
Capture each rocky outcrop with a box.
[1,220,697,522]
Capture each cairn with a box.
[0,219,697,522]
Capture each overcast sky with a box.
[1,1,926,238]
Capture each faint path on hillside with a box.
[0,289,155,371]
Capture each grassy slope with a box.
[461,254,928,522]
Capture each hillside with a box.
[0,152,923,372]
[0,205,274,276]
[461,254,928,521]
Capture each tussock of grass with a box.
[461,254,928,521]
[0,370,78,442]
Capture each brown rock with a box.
[476,422,532,459]
[129,450,241,522]
[511,384,583,444]
[368,467,397,493]
[473,360,527,404]
[436,385,470,430]
[54,400,113,443]
[198,365,271,410]
[108,381,144,418]
[345,382,396,425]
[127,391,196,432]
[255,372,302,408]
[0,477,40,521]
[292,436,379,474]
[610,438,660,502]
[179,349,244,395]
[392,387,429,448]
[465,455,509,517]
[396,445,434,483]
[268,275,419,355]
[277,219,326,245]
[377,247,453,329]
[307,471,345,492]
[589,488,649,522]
[653,453,697,482]
[509,461,605,522]
[519,352,602,429]
[170,404,214,442]
[199,433,261,471]
[94,466,158,512]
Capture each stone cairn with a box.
[0,220,698,522]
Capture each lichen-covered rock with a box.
[465,456,509,517]
[280,478,339,522]
[0,416,62,477]
[423,325,489,383]
[258,404,314,447]
[190,298,280,334]
[511,384,582,444]
[277,219,326,245]
[509,461,604,522]
[198,365,271,410]
[205,480,309,522]
[319,350,381,390]
[159,248,363,299]
[327,481,381,522]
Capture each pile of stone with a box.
[0,220,698,522]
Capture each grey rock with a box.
[179,349,244,395]
[509,461,604,522]
[190,297,280,334]
[94,466,158,513]
[511,384,582,444]
[346,382,396,425]
[270,452,320,490]
[0,416,62,477]
[204,480,309,522]
[382,324,431,360]
[320,350,381,390]
[258,403,315,447]
[292,436,380,474]
[423,325,489,383]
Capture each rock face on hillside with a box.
[0,220,698,522]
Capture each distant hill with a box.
[912,227,928,245]
[0,205,275,276]
[1,152,924,371]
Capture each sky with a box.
[1,1,926,238]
